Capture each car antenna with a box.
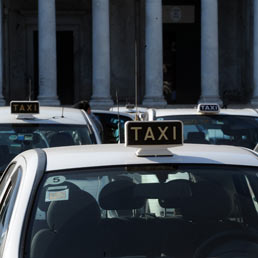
[61,107,64,118]
[134,39,140,121]
[28,77,32,101]
[116,90,121,143]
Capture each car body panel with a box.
[147,107,258,119]
[29,144,258,171]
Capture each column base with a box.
[251,96,258,107]
[0,97,6,106]
[198,96,222,105]
[142,96,167,108]
[90,97,114,110]
[38,96,60,106]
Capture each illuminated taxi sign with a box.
[197,103,220,114]
[125,121,183,146]
[11,101,39,114]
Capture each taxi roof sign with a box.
[125,120,183,146]
[197,103,220,114]
[11,101,40,115]
[125,121,183,157]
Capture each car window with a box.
[93,113,132,143]
[25,164,258,258]
[0,164,21,254]
[0,124,95,172]
[157,115,258,149]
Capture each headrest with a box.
[38,181,80,212]
[159,179,192,208]
[47,184,100,231]
[99,180,145,210]
[181,181,234,220]
[0,145,9,154]
[49,132,74,147]
[187,132,205,140]
[0,145,10,166]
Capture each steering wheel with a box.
[193,230,258,258]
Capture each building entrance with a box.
[33,31,74,105]
[162,0,201,104]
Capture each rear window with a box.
[0,124,95,171]
[157,115,258,149]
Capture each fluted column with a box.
[199,0,222,104]
[38,0,60,106]
[0,0,5,105]
[143,0,166,107]
[90,0,113,109]
[252,0,258,106]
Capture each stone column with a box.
[199,0,222,104]
[0,0,5,105]
[143,0,166,107]
[252,0,258,106]
[38,0,60,106]
[90,0,113,109]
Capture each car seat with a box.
[30,183,101,258]
[185,132,210,144]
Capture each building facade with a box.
[0,0,257,108]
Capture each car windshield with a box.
[25,164,258,258]
[0,124,95,172]
[156,115,258,149]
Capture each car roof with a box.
[110,106,148,114]
[149,107,258,117]
[0,106,89,124]
[92,109,134,119]
[17,143,258,172]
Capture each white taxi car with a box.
[0,101,101,172]
[0,121,258,258]
[145,103,258,150]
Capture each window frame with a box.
[0,163,22,255]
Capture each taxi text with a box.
[125,121,183,146]
[11,101,40,114]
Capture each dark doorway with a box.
[56,31,74,105]
[33,31,74,105]
[162,0,201,104]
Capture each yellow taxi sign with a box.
[197,103,220,114]
[10,101,40,114]
[125,121,183,146]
